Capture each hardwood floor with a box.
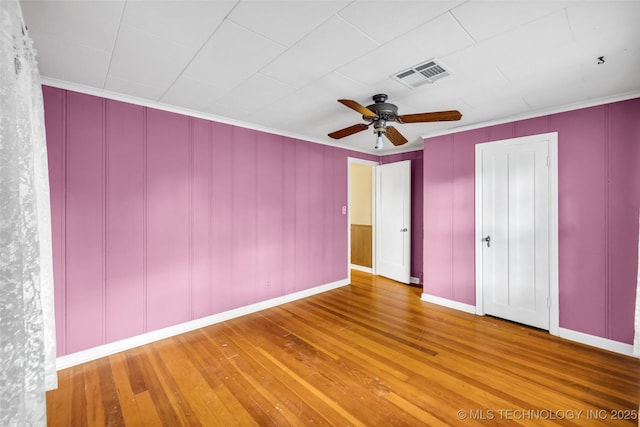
[47,271,640,426]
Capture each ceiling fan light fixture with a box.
[373,119,386,150]
[375,132,384,150]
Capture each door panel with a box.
[480,139,550,330]
[376,160,411,284]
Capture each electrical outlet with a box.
[341,205,347,215]
[410,276,420,285]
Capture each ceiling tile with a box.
[443,9,573,86]
[104,75,166,101]
[204,102,251,123]
[338,1,463,44]
[581,47,640,98]
[566,1,640,59]
[520,67,589,110]
[183,20,285,89]
[308,72,369,103]
[338,12,475,86]
[295,15,380,71]
[292,73,370,122]
[334,44,408,87]
[364,78,416,102]
[491,12,574,81]
[213,73,297,114]
[459,81,527,110]
[463,95,532,123]
[493,10,573,71]
[398,72,492,112]
[246,72,368,128]
[160,76,231,111]
[451,1,570,42]
[108,24,196,94]
[497,42,580,84]
[21,0,123,52]
[259,46,333,88]
[122,1,236,49]
[228,1,349,47]
[32,36,110,88]
[438,39,497,75]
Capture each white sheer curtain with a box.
[634,212,640,357]
[1,0,57,425]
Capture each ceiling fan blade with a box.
[338,99,377,118]
[398,110,462,123]
[328,123,369,139]
[384,126,408,146]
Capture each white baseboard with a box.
[558,328,635,357]
[57,280,636,369]
[350,264,372,273]
[419,294,635,358]
[421,293,477,314]
[56,278,349,370]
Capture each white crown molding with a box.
[39,77,379,155]
[56,278,349,370]
[39,77,427,158]
[421,90,640,140]
[43,80,637,157]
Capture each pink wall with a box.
[44,86,376,356]
[423,98,640,344]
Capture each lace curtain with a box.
[1,0,57,425]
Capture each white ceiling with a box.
[20,0,640,154]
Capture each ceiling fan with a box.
[328,94,462,150]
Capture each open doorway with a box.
[348,159,376,273]
[348,157,412,284]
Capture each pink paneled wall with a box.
[44,86,359,356]
[423,98,640,344]
[106,100,145,342]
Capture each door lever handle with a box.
[400,228,408,232]
[483,235,491,248]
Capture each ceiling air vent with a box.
[392,59,450,89]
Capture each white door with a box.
[477,136,552,330]
[376,160,411,284]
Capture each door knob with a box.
[483,235,491,248]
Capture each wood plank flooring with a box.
[47,271,640,426]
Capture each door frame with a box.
[348,157,379,281]
[474,132,559,336]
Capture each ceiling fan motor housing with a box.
[364,94,399,122]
